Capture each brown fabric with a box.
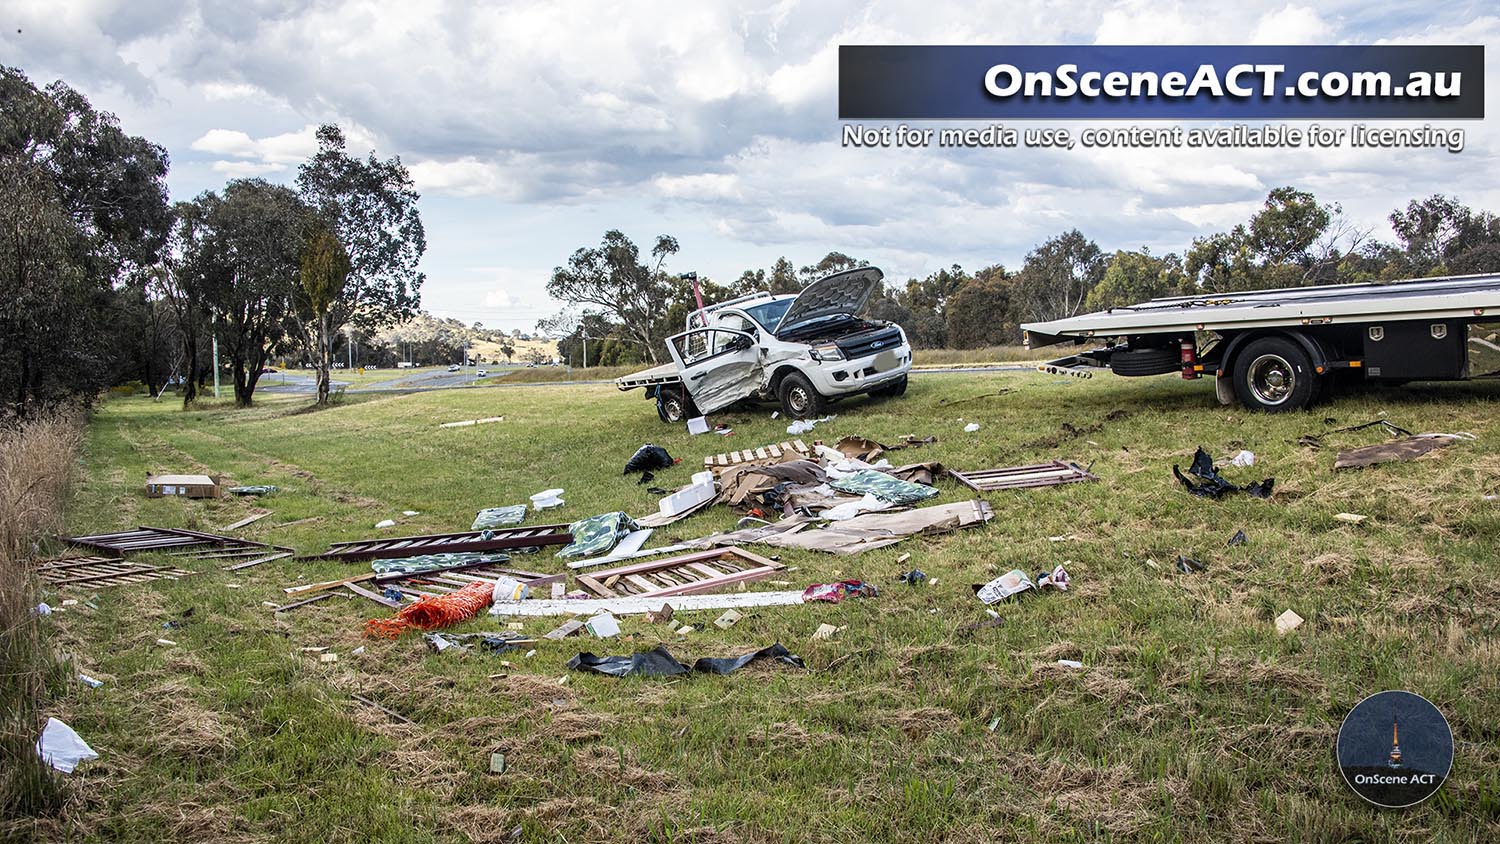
[835,435,886,462]
[689,500,993,556]
[717,460,826,506]
[1334,436,1456,469]
[888,462,945,485]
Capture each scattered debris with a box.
[1227,450,1256,468]
[1037,565,1070,590]
[1275,609,1304,635]
[227,485,278,496]
[1176,556,1206,574]
[544,619,586,640]
[33,556,196,590]
[489,752,507,774]
[62,526,291,568]
[365,580,496,639]
[686,416,709,435]
[802,580,878,603]
[424,631,533,654]
[957,616,1005,636]
[1227,530,1248,546]
[811,623,841,641]
[35,718,98,773]
[1334,513,1367,524]
[1299,419,1412,449]
[472,505,527,530]
[896,569,926,585]
[319,653,338,663]
[657,476,717,519]
[1057,659,1084,669]
[155,638,177,647]
[490,591,807,617]
[896,552,912,565]
[713,609,742,629]
[976,570,1034,604]
[586,613,621,638]
[692,500,995,556]
[950,460,1096,492]
[308,523,573,562]
[352,693,414,724]
[962,422,981,433]
[703,439,813,474]
[566,643,804,677]
[787,415,835,435]
[531,488,565,510]
[574,547,785,599]
[829,470,939,505]
[77,674,103,688]
[557,512,640,559]
[439,415,504,428]
[221,512,271,532]
[375,519,397,529]
[624,444,677,476]
[645,604,675,625]
[1173,447,1274,499]
[145,473,221,499]
[1334,433,1474,469]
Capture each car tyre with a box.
[777,372,827,419]
[656,387,696,424]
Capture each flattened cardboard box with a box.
[145,474,222,499]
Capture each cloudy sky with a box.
[5,1,1497,330]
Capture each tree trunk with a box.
[232,355,251,407]
[181,332,199,407]
[315,313,332,405]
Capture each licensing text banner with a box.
[838,46,1484,119]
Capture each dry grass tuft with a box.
[572,745,677,791]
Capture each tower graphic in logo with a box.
[1337,690,1452,808]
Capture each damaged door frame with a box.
[574,547,785,599]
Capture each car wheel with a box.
[870,374,908,398]
[777,372,826,419]
[656,388,696,424]
[1231,336,1317,412]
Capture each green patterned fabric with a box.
[829,470,939,505]
[472,505,527,530]
[371,551,511,575]
[557,512,639,558]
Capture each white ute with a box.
[616,267,913,422]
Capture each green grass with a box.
[15,372,1500,842]
[912,345,1039,366]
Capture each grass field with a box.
[16,371,1500,842]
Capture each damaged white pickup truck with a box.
[616,267,913,422]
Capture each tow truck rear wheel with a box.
[656,387,695,424]
[1232,337,1316,412]
[777,372,827,419]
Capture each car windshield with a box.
[744,298,795,331]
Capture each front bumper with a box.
[806,347,912,395]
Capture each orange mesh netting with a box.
[364,580,495,639]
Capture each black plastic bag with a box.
[1173,447,1274,500]
[567,645,689,677]
[692,643,805,674]
[623,444,675,476]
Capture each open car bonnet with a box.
[776,267,884,334]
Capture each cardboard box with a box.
[145,474,221,499]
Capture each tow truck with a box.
[1022,272,1500,411]
[616,267,913,422]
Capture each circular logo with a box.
[1336,690,1453,808]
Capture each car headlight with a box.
[809,343,844,361]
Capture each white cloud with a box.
[1250,5,1335,44]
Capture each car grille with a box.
[837,326,903,359]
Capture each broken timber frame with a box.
[305,523,573,562]
[61,526,293,569]
[574,547,784,599]
[948,461,1096,492]
[33,555,197,589]
[702,440,811,473]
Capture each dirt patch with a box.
[1024,409,1130,449]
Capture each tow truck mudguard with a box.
[1215,329,1330,377]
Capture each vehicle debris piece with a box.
[787,415,835,435]
[1227,530,1248,546]
[896,569,926,585]
[1173,447,1274,499]
[557,512,640,559]
[35,717,98,773]
[949,460,1096,492]
[829,469,939,505]
[472,505,527,530]
[686,416,709,435]
[32,556,197,590]
[1333,433,1473,469]
[624,444,677,476]
[802,580,878,603]
[586,613,621,638]
[1275,609,1304,634]
[307,523,573,562]
[1176,556,1206,574]
[574,547,785,599]
[1299,419,1413,449]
